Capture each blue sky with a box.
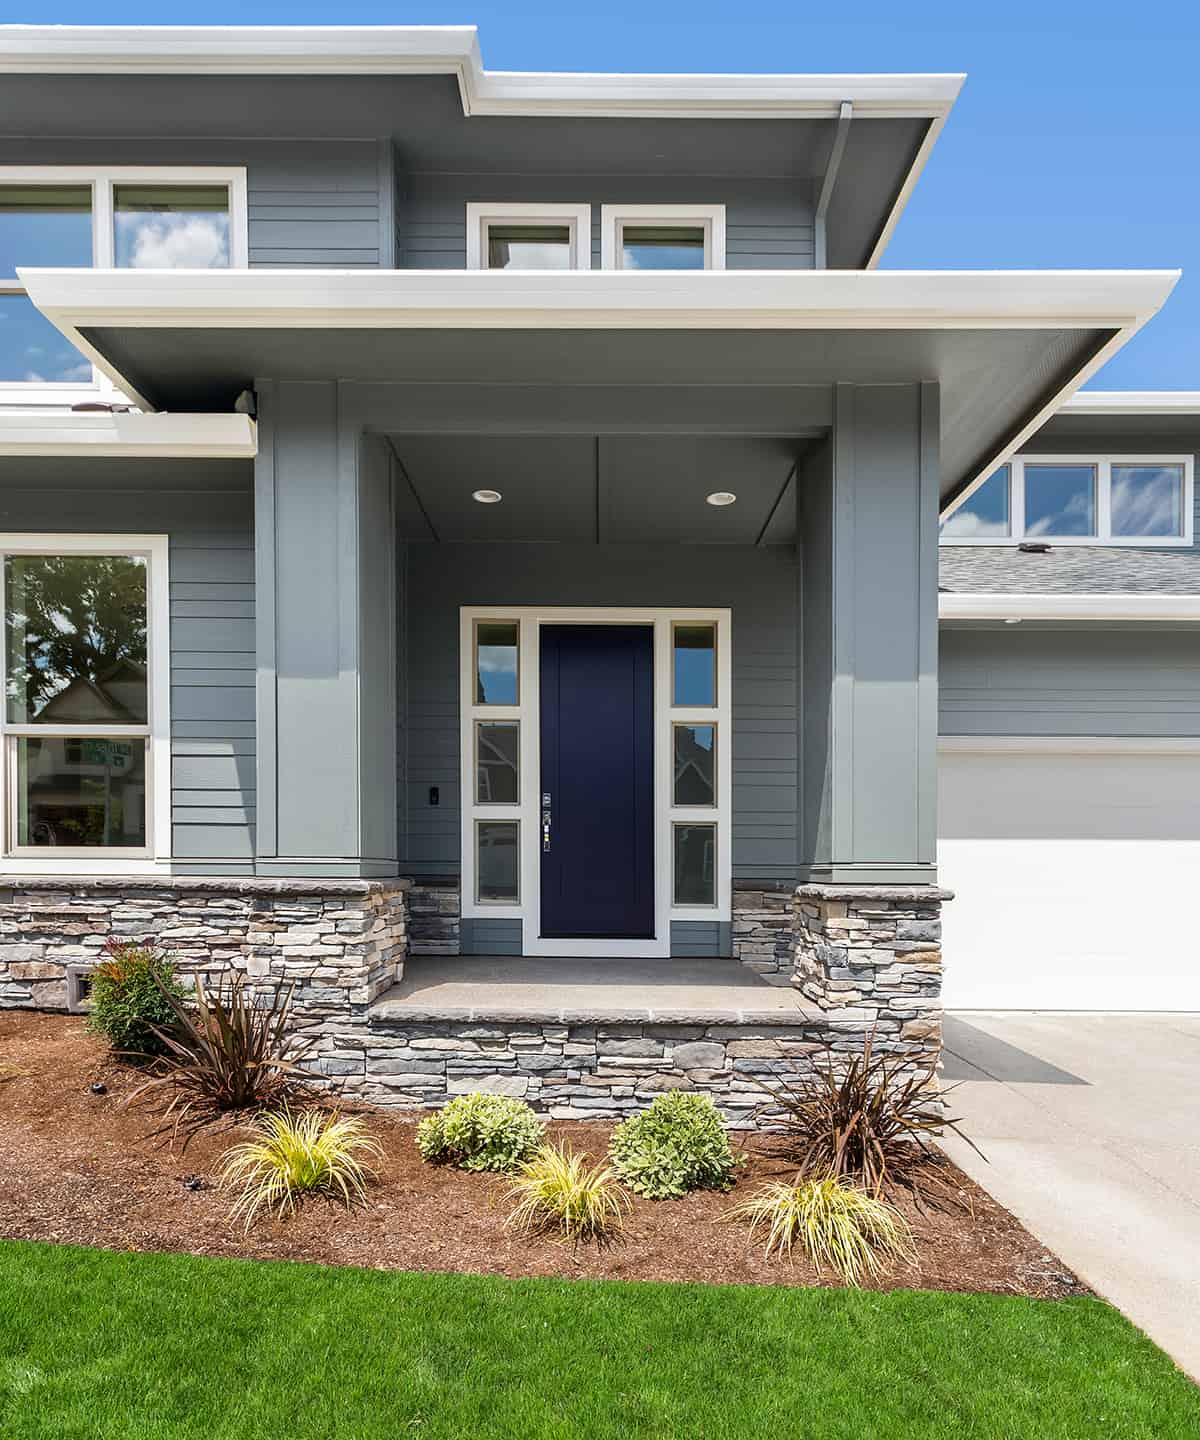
[4,0,1196,389]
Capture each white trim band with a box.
[1062,391,1200,416]
[938,735,1200,756]
[0,27,963,118]
[0,412,256,458]
[939,593,1200,623]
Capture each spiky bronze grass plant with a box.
[220,1108,383,1230]
[726,1175,915,1284]
[752,1030,983,1208]
[502,1143,631,1249]
[127,972,319,1147]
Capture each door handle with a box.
[542,793,552,852]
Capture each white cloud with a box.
[119,214,229,270]
[940,512,1009,539]
[1111,469,1181,537]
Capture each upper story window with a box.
[601,205,726,271]
[466,203,591,271]
[0,167,247,399]
[940,455,1194,547]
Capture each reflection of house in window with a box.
[477,721,518,804]
[673,723,715,806]
[18,662,148,848]
[32,659,147,725]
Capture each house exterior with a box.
[0,26,1186,1115]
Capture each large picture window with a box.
[0,536,169,863]
[0,167,247,399]
[941,454,1194,546]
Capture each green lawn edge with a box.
[1,1239,1196,1440]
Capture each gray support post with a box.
[798,382,940,883]
[254,381,398,877]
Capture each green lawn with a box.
[1,1241,1196,1439]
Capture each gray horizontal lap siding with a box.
[0,137,384,269]
[939,627,1200,738]
[399,173,815,270]
[0,465,256,870]
[399,542,799,883]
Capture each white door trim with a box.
[459,605,732,958]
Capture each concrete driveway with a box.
[939,1012,1200,1380]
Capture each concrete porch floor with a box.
[373,955,819,1025]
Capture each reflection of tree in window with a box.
[5,555,147,724]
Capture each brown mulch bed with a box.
[0,1010,1084,1297]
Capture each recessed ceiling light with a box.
[1004,617,1022,625]
[472,489,502,504]
[706,491,737,507]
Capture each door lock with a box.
[542,794,551,852]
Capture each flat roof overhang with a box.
[19,266,1178,502]
[0,410,256,458]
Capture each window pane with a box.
[475,621,519,705]
[1024,464,1097,537]
[673,624,716,706]
[940,466,1010,539]
[477,820,519,903]
[0,185,92,277]
[114,185,230,269]
[476,721,519,804]
[487,224,572,270]
[621,225,706,270]
[14,735,147,849]
[673,723,715,806]
[1111,464,1185,538]
[674,823,716,906]
[5,554,148,725]
[0,294,93,383]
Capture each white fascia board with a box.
[0,26,963,118]
[1061,391,1200,416]
[939,592,1200,623]
[938,734,1200,755]
[18,266,1179,333]
[0,411,256,458]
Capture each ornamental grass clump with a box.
[127,972,318,1146]
[503,1143,630,1248]
[85,939,188,1060]
[752,1029,983,1208]
[416,1092,545,1173]
[219,1107,383,1230]
[609,1090,743,1199]
[726,1174,915,1285]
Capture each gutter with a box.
[0,411,256,458]
[939,592,1200,623]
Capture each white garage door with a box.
[938,740,1200,1011]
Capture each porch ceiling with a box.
[388,433,802,544]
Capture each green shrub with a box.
[85,940,188,1058]
[416,1092,545,1173]
[609,1090,742,1199]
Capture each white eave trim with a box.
[939,592,1200,623]
[938,734,1200,756]
[18,266,1178,332]
[0,26,963,118]
[1061,391,1200,416]
[0,411,256,458]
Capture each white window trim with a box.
[0,165,248,410]
[941,454,1195,547]
[600,203,726,271]
[459,606,732,959]
[0,533,171,874]
[465,202,592,272]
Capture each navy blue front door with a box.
[540,624,654,940]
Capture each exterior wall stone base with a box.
[406,881,461,955]
[791,883,950,1073]
[0,877,409,1015]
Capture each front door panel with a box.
[540,624,654,939]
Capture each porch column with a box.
[797,382,940,883]
[254,380,398,877]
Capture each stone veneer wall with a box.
[0,878,409,1024]
[792,884,948,1072]
[406,881,460,956]
[0,877,946,1125]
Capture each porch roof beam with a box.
[0,410,256,458]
